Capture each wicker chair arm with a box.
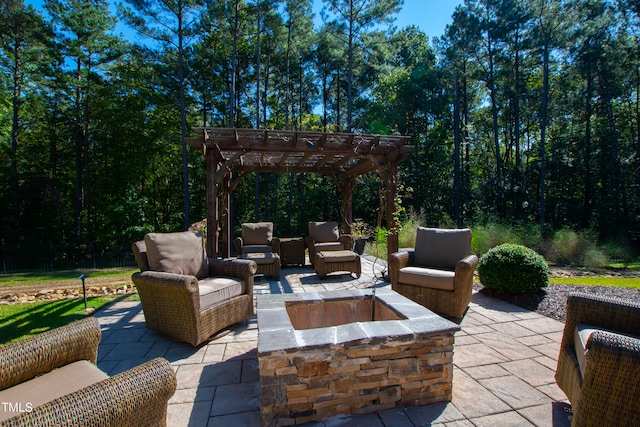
[304,235,315,248]
[390,250,412,268]
[573,331,640,426]
[233,237,243,255]
[453,255,479,296]
[132,271,199,294]
[0,317,101,391]
[271,237,281,254]
[1,358,176,427]
[455,254,479,275]
[388,250,413,287]
[562,293,640,350]
[208,258,257,282]
[339,234,354,251]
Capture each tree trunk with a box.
[178,2,191,229]
[540,42,550,235]
[454,72,461,226]
[582,68,593,228]
[10,33,21,238]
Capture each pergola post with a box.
[338,176,356,235]
[220,175,232,258]
[385,160,399,261]
[205,146,219,258]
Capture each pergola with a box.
[185,128,414,261]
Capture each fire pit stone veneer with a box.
[257,288,460,426]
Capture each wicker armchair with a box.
[305,221,354,267]
[0,317,176,426]
[132,231,257,346]
[555,293,640,426]
[389,227,478,319]
[234,222,280,255]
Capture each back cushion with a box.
[414,227,471,270]
[144,231,209,279]
[309,221,340,243]
[242,222,273,245]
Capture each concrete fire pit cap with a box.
[257,288,460,354]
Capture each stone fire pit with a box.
[257,288,460,426]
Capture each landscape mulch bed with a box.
[476,268,640,322]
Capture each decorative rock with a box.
[0,284,137,305]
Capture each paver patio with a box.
[95,256,572,426]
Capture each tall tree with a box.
[531,0,564,234]
[322,0,402,131]
[0,0,49,241]
[47,0,120,244]
[120,0,204,229]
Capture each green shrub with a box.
[545,228,611,267]
[602,238,636,267]
[581,248,609,268]
[478,243,549,294]
[548,228,585,265]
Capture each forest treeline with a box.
[2,0,640,266]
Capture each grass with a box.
[0,293,138,344]
[0,268,137,288]
[549,276,640,289]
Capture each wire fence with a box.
[0,241,136,274]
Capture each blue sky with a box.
[314,0,462,40]
[393,0,462,39]
[25,0,462,41]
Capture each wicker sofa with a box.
[132,231,257,346]
[389,227,478,319]
[0,317,176,426]
[555,293,640,426]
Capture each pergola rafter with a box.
[185,128,414,261]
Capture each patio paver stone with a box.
[94,256,572,427]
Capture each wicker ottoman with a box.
[240,252,281,278]
[314,250,361,279]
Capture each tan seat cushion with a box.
[315,242,344,252]
[239,252,280,265]
[574,323,640,377]
[398,266,455,291]
[199,277,244,310]
[317,250,358,262]
[309,221,340,243]
[241,244,273,254]
[144,231,208,279]
[414,228,471,270]
[242,222,273,245]
[0,360,108,422]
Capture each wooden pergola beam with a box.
[189,128,414,261]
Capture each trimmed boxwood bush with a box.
[478,243,549,294]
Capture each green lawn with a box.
[0,294,138,344]
[0,268,137,288]
[549,276,640,289]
